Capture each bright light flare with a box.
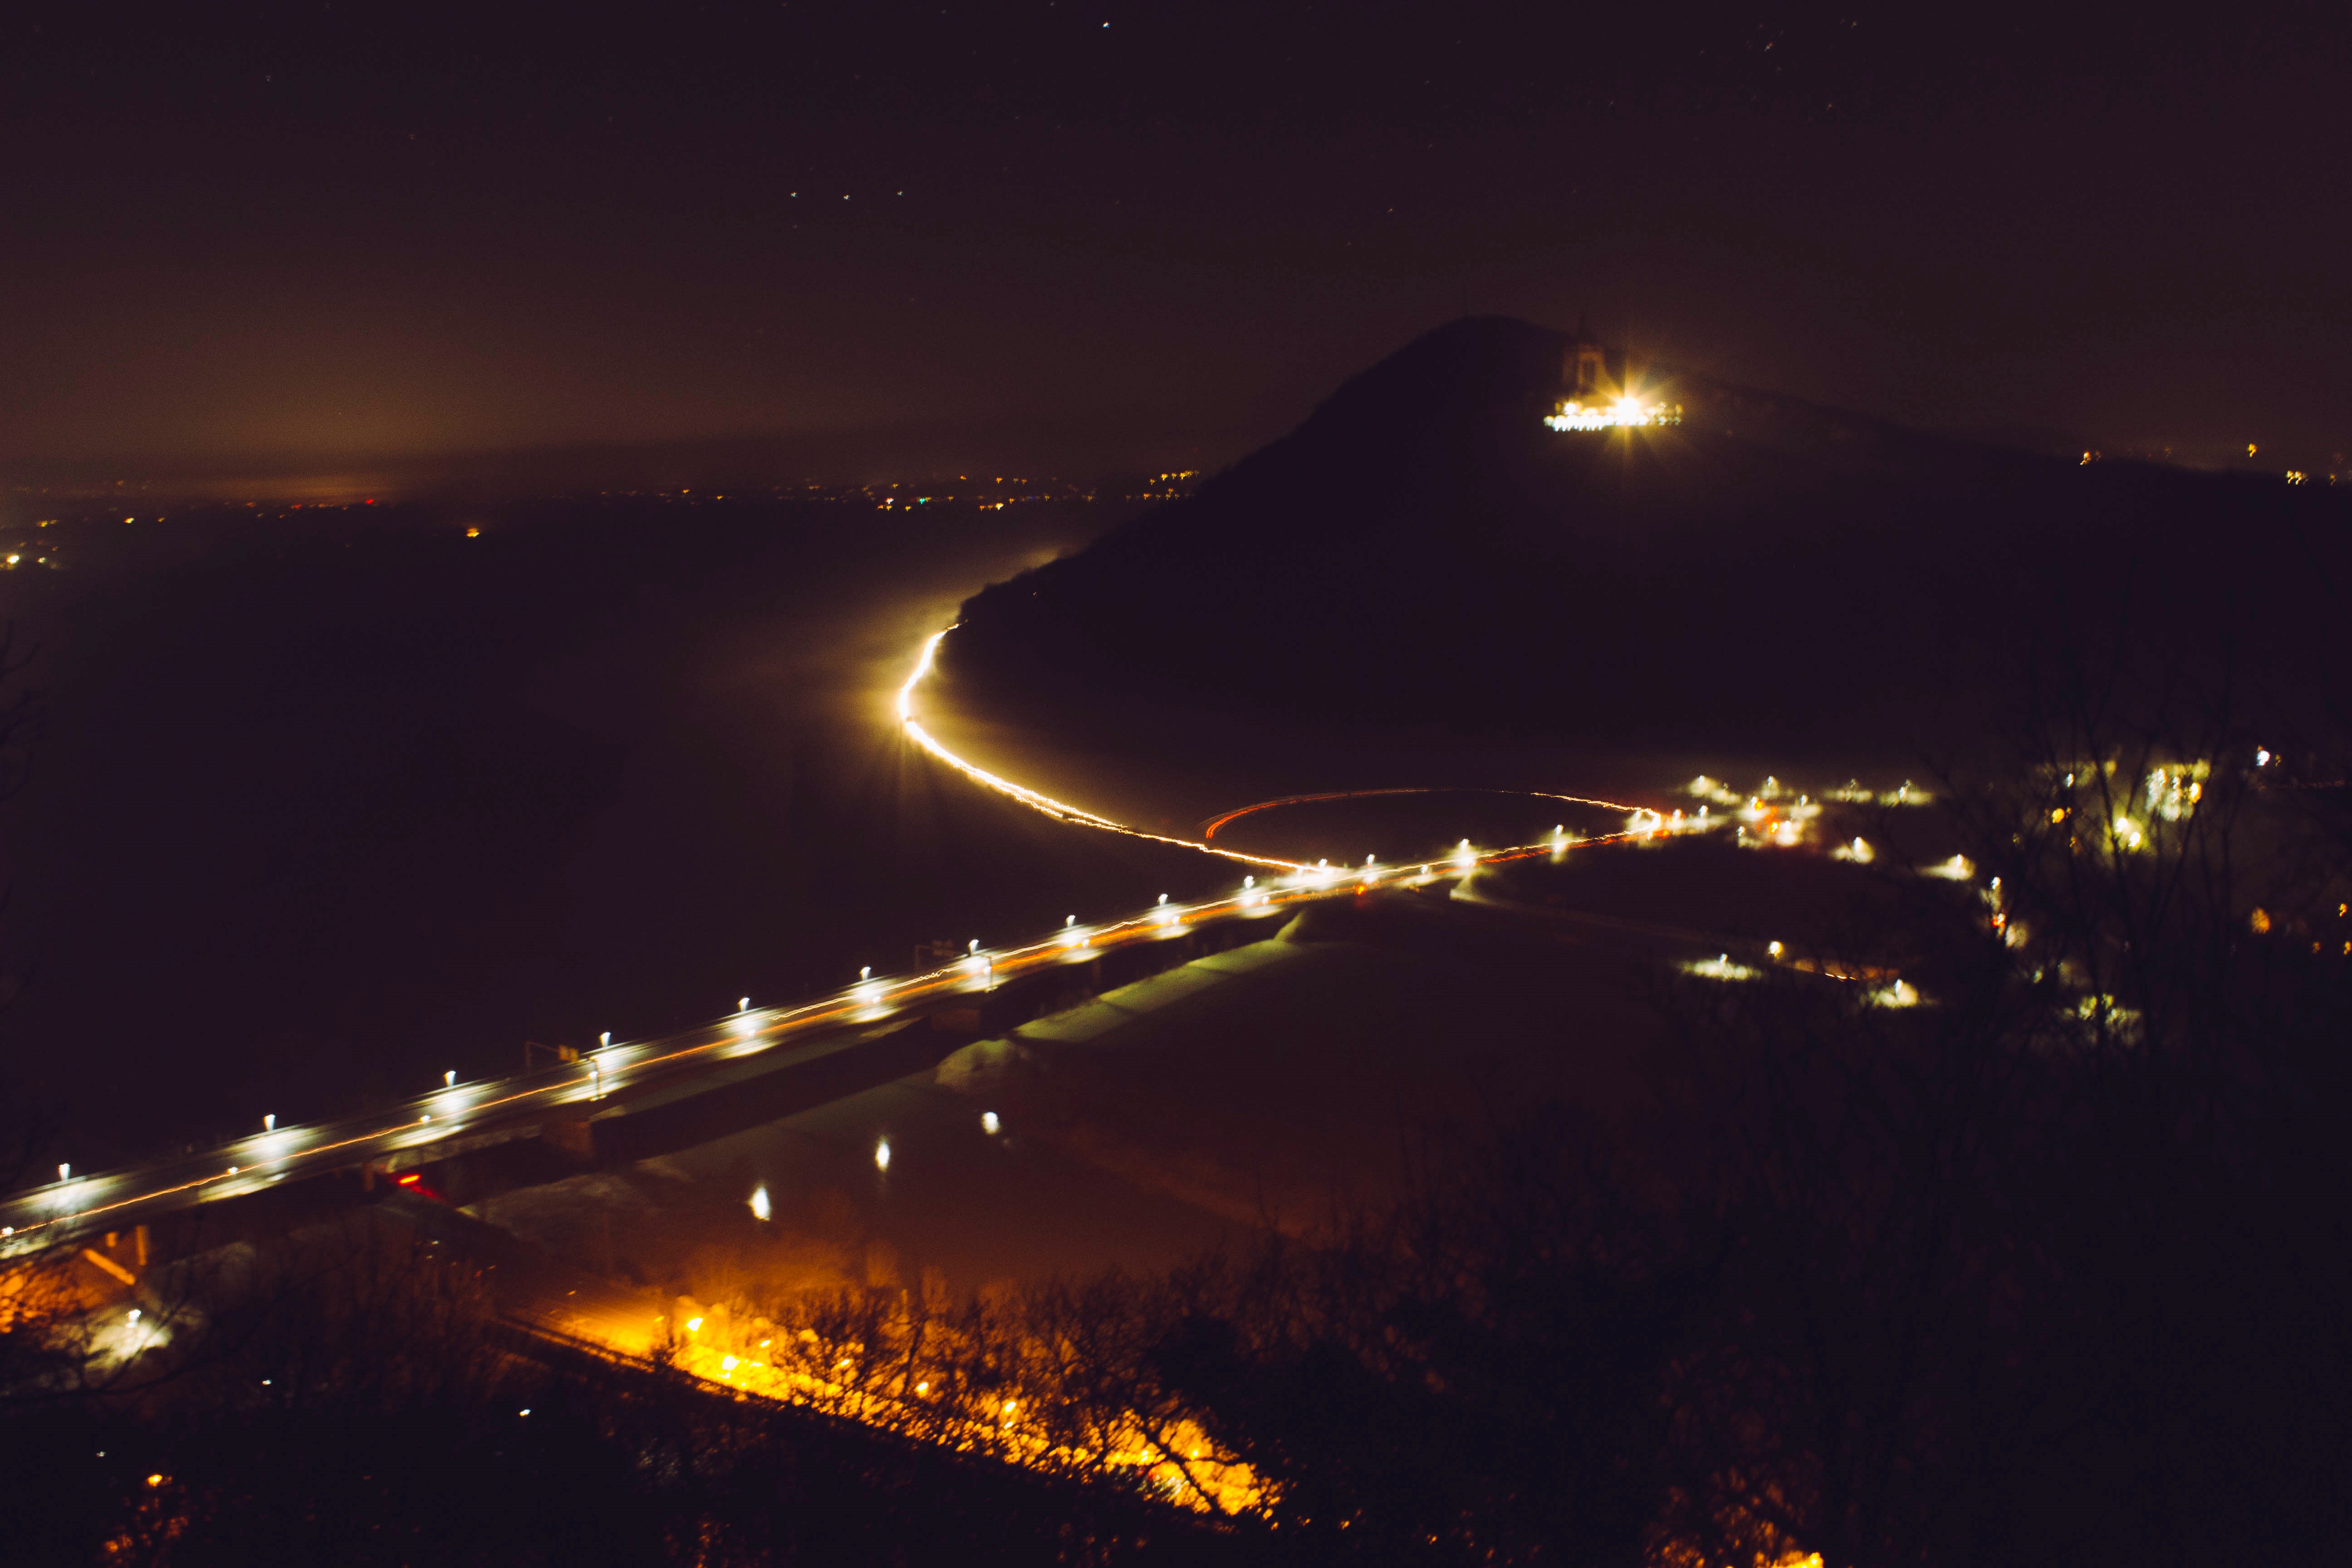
[749,1185,771,1221]
[1870,979,1922,1008]
[89,1305,171,1369]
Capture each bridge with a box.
[1,625,1686,1266]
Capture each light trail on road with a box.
[897,630,1305,872]
[1,625,1715,1259]
[1199,785,1640,842]
[0,857,1364,1255]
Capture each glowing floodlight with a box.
[749,1185,770,1221]
[981,1111,1000,1135]
[874,1138,892,1172]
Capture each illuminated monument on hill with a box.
[1547,336,1681,432]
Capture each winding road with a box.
[1,625,1682,1258]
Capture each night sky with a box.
[6,3,2347,478]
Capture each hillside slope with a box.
[951,317,2347,765]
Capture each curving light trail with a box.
[1200,785,1638,842]
[897,630,1306,872]
[1,625,1712,1259]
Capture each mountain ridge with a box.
[949,317,2347,768]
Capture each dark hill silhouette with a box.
[950,317,2349,768]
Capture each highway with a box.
[0,624,1696,1259]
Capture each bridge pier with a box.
[539,1110,596,1163]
